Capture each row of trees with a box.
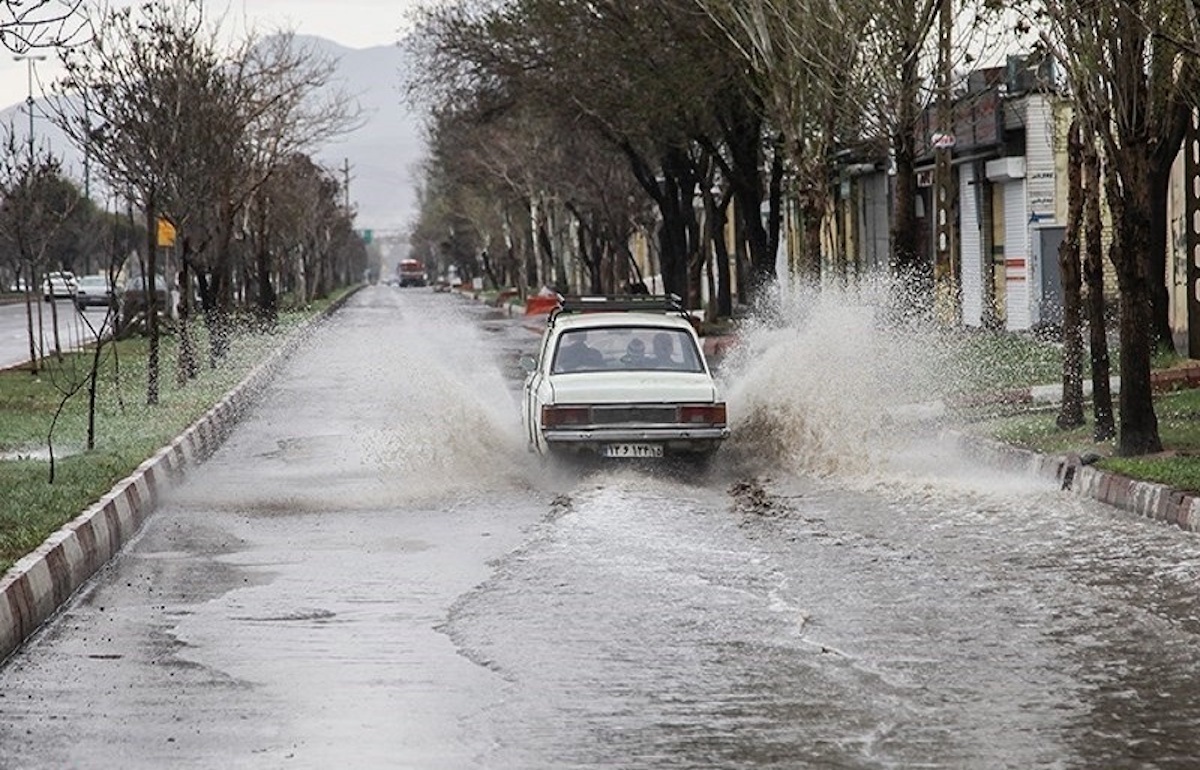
[0,0,368,406]
[405,0,1200,458]
[405,0,1006,308]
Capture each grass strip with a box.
[978,388,1200,494]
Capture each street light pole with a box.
[12,54,47,162]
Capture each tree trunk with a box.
[176,244,199,385]
[733,204,749,306]
[704,187,733,319]
[730,148,771,297]
[656,167,691,301]
[1082,132,1115,440]
[86,322,104,450]
[722,98,774,300]
[799,197,824,287]
[1105,146,1162,456]
[254,200,277,328]
[47,284,63,363]
[255,238,277,328]
[23,263,37,374]
[144,198,160,406]
[659,147,699,304]
[204,214,236,364]
[891,49,923,283]
[1147,99,1189,352]
[1147,154,1175,351]
[1057,119,1085,429]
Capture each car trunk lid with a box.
[548,371,717,405]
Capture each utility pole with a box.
[83,90,90,200]
[13,54,47,162]
[342,158,352,212]
[933,0,959,324]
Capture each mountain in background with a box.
[0,35,425,241]
[308,36,426,238]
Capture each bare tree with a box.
[52,2,359,388]
[254,152,348,309]
[1057,118,1084,429]
[1081,123,1115,441]
[408,0,772,309]
[696,0,864,286]
[0,0,86,53]
[0,137,79,372]
[1029,0,1196,455]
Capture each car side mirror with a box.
[518,354,537,374]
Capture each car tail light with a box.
[542,405,591,427]
[679,403,726,425]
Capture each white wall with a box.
[1003,179,1031,330]
[960,164,984,326]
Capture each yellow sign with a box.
[157,217,176,247]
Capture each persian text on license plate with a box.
[603,443,663,458]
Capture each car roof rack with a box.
[550,294,683,324]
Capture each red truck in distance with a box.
[396,259,428,287]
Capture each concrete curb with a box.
[946,430,1200,533]
[0,288,360,663]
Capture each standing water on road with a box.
[442,282,1200,768]
[3,286,1200,769]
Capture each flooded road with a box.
[2,286,1200,768]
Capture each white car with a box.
[521,295,729,461]
[73,274,116,310]
[43,271,78,301]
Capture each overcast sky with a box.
[0,0,426,107]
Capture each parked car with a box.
[74,274,116,310]
[520,294,729,462]
[43,271,78,301]
[118,274,172,325]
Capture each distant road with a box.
[0,298,112,370]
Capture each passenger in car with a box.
[651,332,677,368]
[557,331,605,371]
[622,337,650,366]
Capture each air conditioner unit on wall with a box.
[986,157,1025,182]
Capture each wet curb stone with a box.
[0,288,362,663]
[946,430,1200,533]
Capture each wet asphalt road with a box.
[3,286,1200,769]
[0,298,112,370]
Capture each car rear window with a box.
[551,326,703,374]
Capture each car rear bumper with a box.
[543,426,729,454]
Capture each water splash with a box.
[718,276,970,479]
[348,296,537,501]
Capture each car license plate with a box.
[603,443,663,458]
